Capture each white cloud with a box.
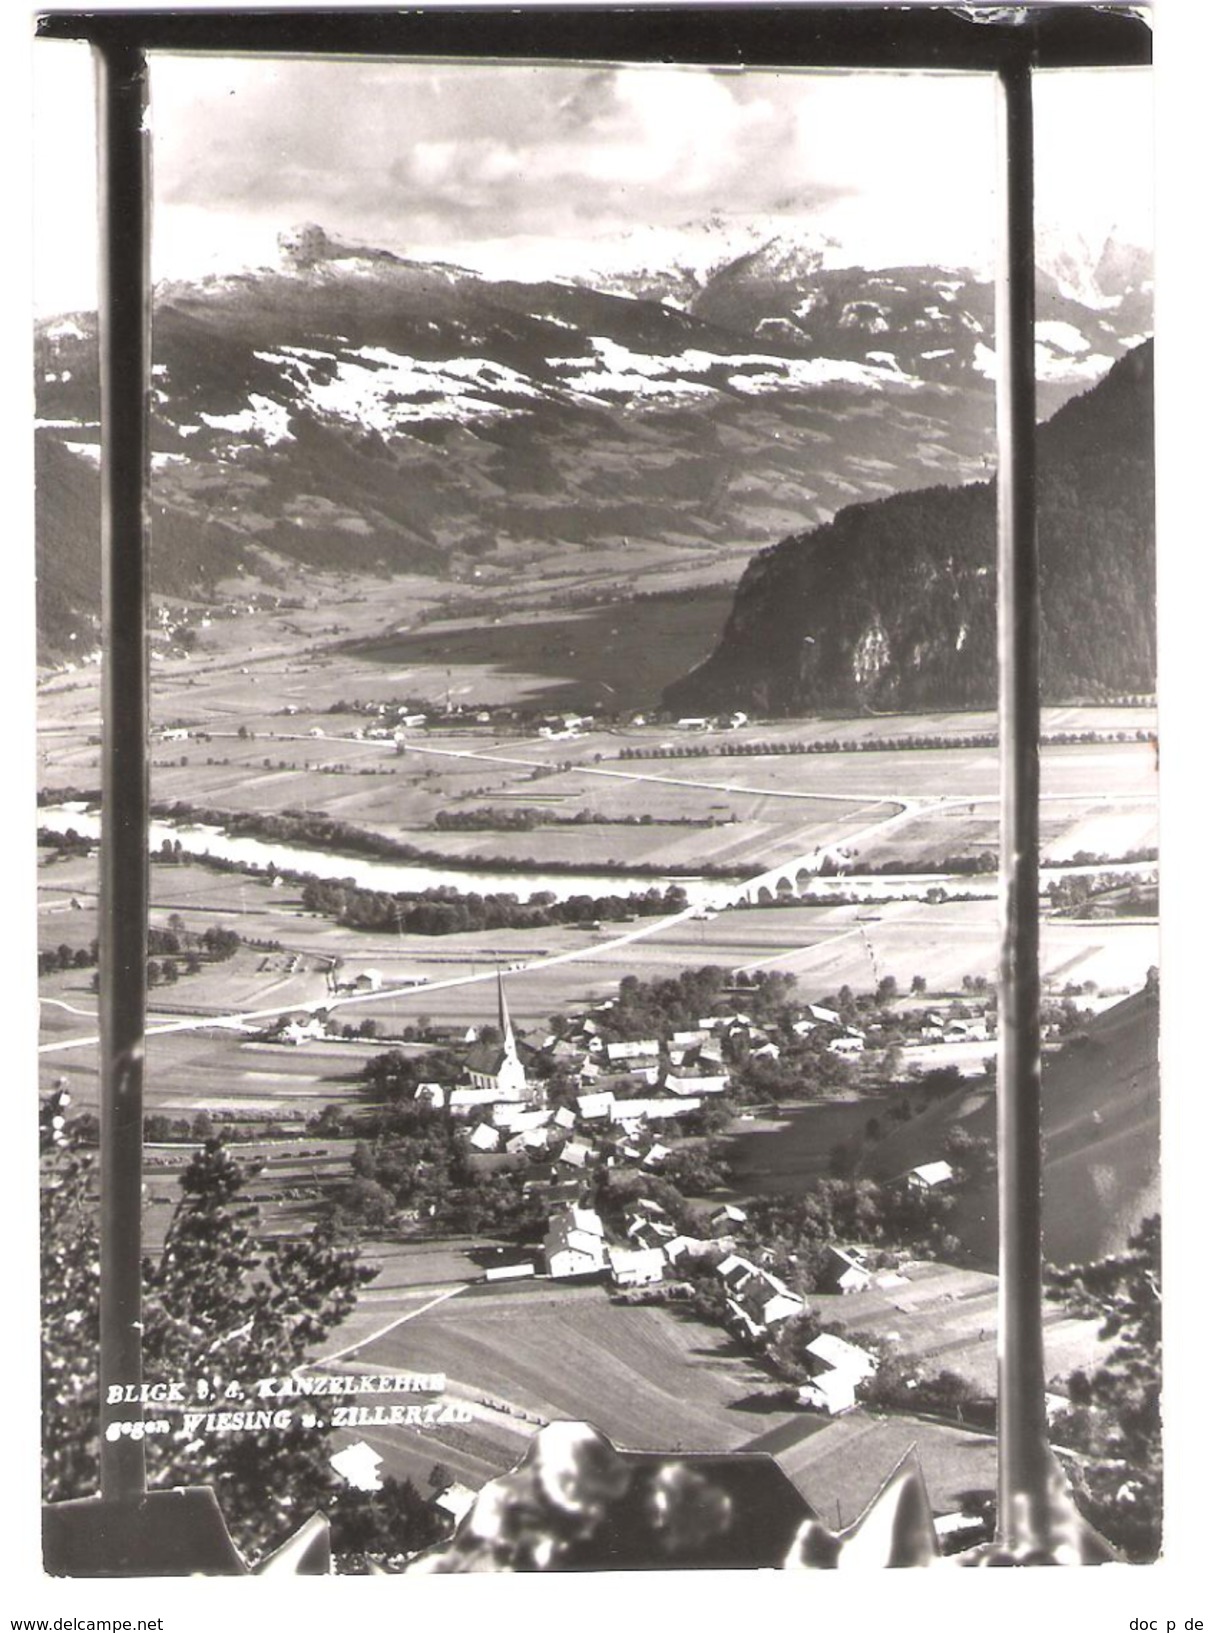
[32,48,1153,311]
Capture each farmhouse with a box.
[717,1255,804,1331]
[607,1245,666,1287]
[664,1235,711,1265]
[558,1138,595,1170]
[543,1206,608,1279]
[665,1072,729,1096]
[494,1105,552,1134]
[432,1482,478,1527]
[798,1331,879,1414]
[818,1245,872,1295]
[606,1040,661,1063]
[448,1085,506,1118]
[576,1091,614,1121]
[610,1096,700,1124]
[905,1160,955,1191]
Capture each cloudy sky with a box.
[34,42,1151,313]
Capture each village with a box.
[321,967,1014,1438]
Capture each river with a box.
[38,804,720,907]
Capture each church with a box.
[463,971,528,1102]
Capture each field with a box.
[346,589,738,714]
[311,1254,1103,1517]
[360,1279,795,1445]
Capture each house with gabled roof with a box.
[717,1255,804,1330]
[725,1297,765,1345]
[664,1234,711,1265]
[818,1244,872,1295]
[558,1138,595,1169]
[449,1085,507,1118]
[607,1245,666,1287]
[606,1039,660,1063]
[805,1332,878,1382]
[543,1205,608,1279]
[905,1160,955,1191]
[797,1333,878,1415]
[576,1090,614,1121]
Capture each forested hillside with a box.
[664,340,1155,715]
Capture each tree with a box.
[40,1121,441,1569]
[1045,1215,1161,1562]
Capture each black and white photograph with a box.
[20,0,1189,1603]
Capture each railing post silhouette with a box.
[994,53,1051,1554]
[95,37,152,1503]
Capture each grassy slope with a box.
[862,984,1160,1269]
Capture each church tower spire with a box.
[497,968,514,1050]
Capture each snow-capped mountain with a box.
[34,221,1152,657]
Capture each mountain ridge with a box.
[34,224,1151,663]
[663,339,1155,716]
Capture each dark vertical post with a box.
[94,40,151,1502]
[994,58,1050,1551]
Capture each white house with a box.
[494,1106,552,1134]
[352,969,383,993]
[606,1040,661,1063]
[543,1207,608,1279]
[710,1204,749,1235]
[467,1123,500,1153]
[798,1332,878,1415]
[664,1235,710,1265]
[906,1160,955,1191]
[759,1289,806,1327]
[818,1245,872,1295]
[725,1297,765,1345]
[449,1085,506,1118]
[607,1245,666,1287]
[664,1073,728,1097]
[432,1482,478,1526]
[805,1332,878,1383]
[797,1372,859,1416]
[576,1091,614,1121]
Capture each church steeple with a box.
[497,968,514,1050]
